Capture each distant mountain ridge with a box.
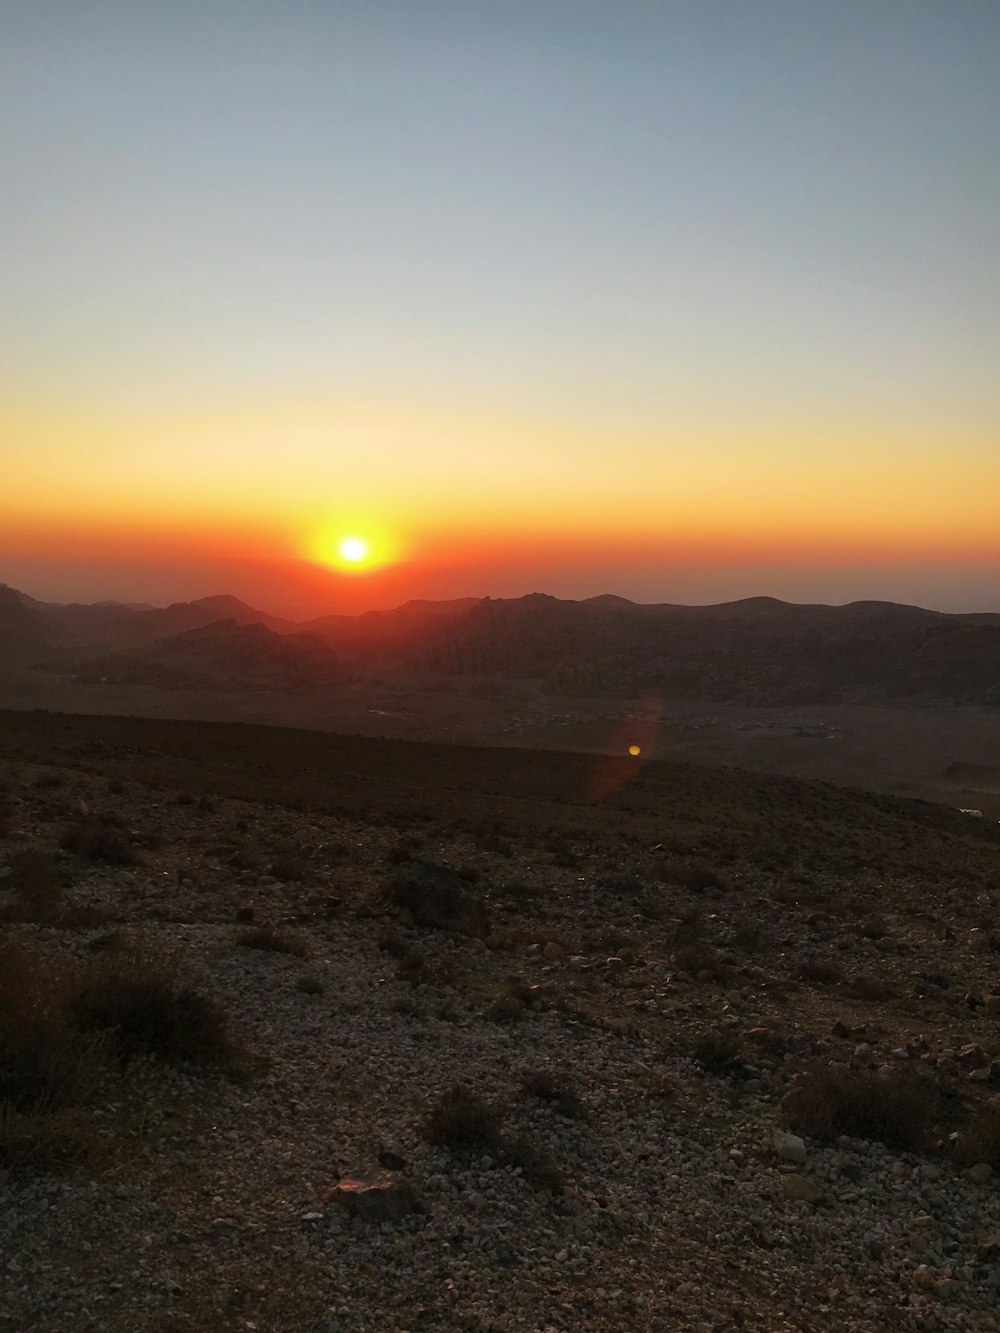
[3,582,1000,706]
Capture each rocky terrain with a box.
[6,582,1000,708]
[2,709,1000,1331]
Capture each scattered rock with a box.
[782,1174,823,1204]
[328,1172,419,1224]
[773,1130,807,1164]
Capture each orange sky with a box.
[2,5,998,615]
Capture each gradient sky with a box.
[2,0,998,616]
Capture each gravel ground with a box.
[2,724,1000,1332]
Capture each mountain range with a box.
[3,582,1000,706]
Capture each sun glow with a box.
[305,520,405,575]
[339,536,368,564]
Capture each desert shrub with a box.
[520,1068,584,1119]
[5,849,65,921]
[425,1085,505,1153]
[680,865,728,893]
[798,958,845,986]
[675,943,731,983]
[388,862,490,938]
[237,925,308,958]
[953,1110,1000,1168]
[504,1135,564,1192]
[784,1067,937,1151]
[74,952,239,1067]
[424,1084,563,1192]
[60,817,138,866]
[268,853,309,882]
[0,940,108,1171]
[731,919,763,950]
[377,928,413,959]
[848,974,898,1002]
[598,871,645,894]
[691,1028,743,1074]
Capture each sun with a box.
[338,536,369,564]
[306,520,402,574]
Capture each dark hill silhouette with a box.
[5,582,1000,707]
[74,620,351,691]
[0,585,294,649]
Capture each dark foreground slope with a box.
[2,710,1000,1332]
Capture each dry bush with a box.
[268,853,309,882]
[503,1135,564,1192]
[731,919,763,950]
[60,816,138,866]
[424,1084,563,1192]
[5,849,65,921]
[0,939,108,1171]
[237,925,309,958]
[784,1066,937,1151]
[597,871,645,894]
[953,1109,1000,1168]
[848,974,899,1002]
[387,862,490,938]
[520,1068,585,1119]
[74,952,241,1068]
[691,1028,743,1074]
[425,1085,506,1153]
[798,958,845,986]
[675,864,728,893]
[675,942,731,983]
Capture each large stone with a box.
[773,1130,807,1164]
[328,1172,418,1223]
[782,1174,823,1204]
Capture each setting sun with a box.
[339,536,369,564]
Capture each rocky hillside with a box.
[8,582,1000,707]
[2,710,1000,1331]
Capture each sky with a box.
[1,0,998,617]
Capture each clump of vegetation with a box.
[675,942,732,984]
[798,958,845,986]
[520,1068,585,1119]
[237,925,309,958]
[74,951,241,1067]
[953,1109,1000,1169]
[0,940,106,1139]
[0,938,242,1171]
[424,1084,563,1192]
[691,1028,743,1074]
[784,1066,938,1151]
[387,862,490,938]
[5,849,65,921]
[425,1084,506,1153]
[268,852,309,882]
[59,816,138,866]
[597,870,645,894]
